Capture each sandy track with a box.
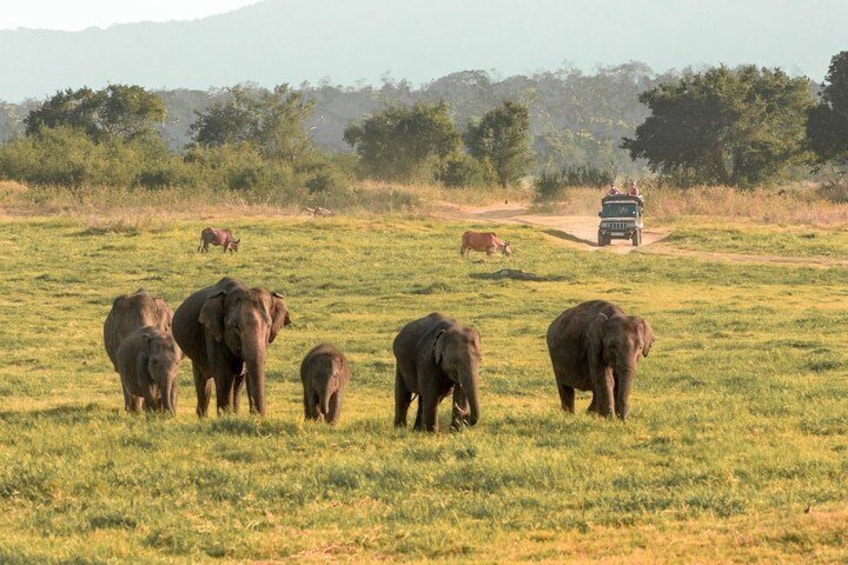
[442,202,848,268]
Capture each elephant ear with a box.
[268,291,292,344]
[199,291,226,343]
[153,297,173,331]
[586,313,609,363]
[433,329,447,367]
[637,317,655,357]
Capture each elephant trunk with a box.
[615,363,635,420]
[318,391,331,417]
[244,352,267,416]
[458,369,480,426]
[160,376,177,414]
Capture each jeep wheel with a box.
[632,230,641,246]
[598,231,607,247]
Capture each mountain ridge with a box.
[1,0,842,103]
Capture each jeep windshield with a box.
[601,202,639,217]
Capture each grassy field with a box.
[0,193,847,562]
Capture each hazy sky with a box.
[0,0,260,31]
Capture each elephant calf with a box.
[393,312,482,432]
[103,288,174,411]
[300,343,350,425]
[116,326,183,414]
[547,300,654,420]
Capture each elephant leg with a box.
[193,363,212,417]
[215,373,236,415]
[121,381,132,412]
[233,371,245,413]
[326,392,342,425]
[557,382,576,413]
[129,395,144,413]
[394,370,413,428]
[419,391,441,432]
[591,368,615,417]
[304,391,320,421]
[413,400,423,430]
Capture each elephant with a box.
[172,277,291,417]
[300,343,350,425]
[116,326,183,414]
[103,288,174,411]
[546,300,654,420]
[393,312,482,432]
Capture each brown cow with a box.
[460,231,512,257]
[198,228,240,253]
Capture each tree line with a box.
[0,52,845,199]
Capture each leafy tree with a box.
[24,85,165,142]
[189,84,315,163]
[464,100,533,187]
[622,66,814,186]
[343,102,460,182]
[807,51,848,165]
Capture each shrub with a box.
[535,165,616,199]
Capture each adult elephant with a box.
[103,288,174,411]
[393,312,482,432]
[546,300,654,420]
[172,277,292,417]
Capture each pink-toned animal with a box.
[198,228,240,253]
[460,231,512,257]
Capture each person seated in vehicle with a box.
[628,179,640,196]
[606,182,620,196]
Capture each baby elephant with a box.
[300,343,350,425]
[116,326,183,414]
[198,227,240,253]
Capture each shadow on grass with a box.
[542,228,595,246]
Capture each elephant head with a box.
[138,330,183,413]
[434,325,482,427]
[197,284,291,416]
[588,311,654,420]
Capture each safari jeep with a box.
[597,194,644,246]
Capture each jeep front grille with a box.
[603,222,631,231]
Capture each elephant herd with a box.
[104,276,654,431]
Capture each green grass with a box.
[0,214,846,563]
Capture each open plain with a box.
[0,184,846,563]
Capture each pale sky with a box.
[0,0,260,31]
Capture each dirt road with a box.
[443,202,848,268]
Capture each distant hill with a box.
[0,0,842,103]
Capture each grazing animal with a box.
[460,231,512,257]
[546,300,654,420]
[198,228,240,253]
[300,343,350,425]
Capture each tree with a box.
[807,51,848,166]
[343,102,460,182]
[622,66,814,186]
[24,85,165,142]
[464,100,533,187]
[189,84,315,162]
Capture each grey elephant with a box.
[393,312,481,432]
[103,288,174,411]
[172,277,292,417]
[300,343,350,425]
[116,326,183,414]
[546,300,654,420]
